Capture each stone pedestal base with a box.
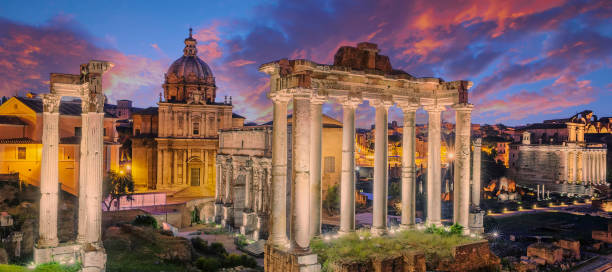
[265,243,321,272]
[214,203,223,223]
[469,210,485,234]
[221,205,233,227]
[34,243,81,266]
[81,245,106,272]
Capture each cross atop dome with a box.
[184,28,197,56]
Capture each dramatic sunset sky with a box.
[1,0,611,127]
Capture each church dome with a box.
[167,55,213,82]
[165,28,214,84]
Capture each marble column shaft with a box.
[77,113,89,243]
[400,105,417,228]
[269,94,290,247]
[425,106,443,226]
[86,112,105,244]
[39,109,60,247]
[372,100,391,235]
[339,99,359,234]
[290,96,311,251]
[471,138,482,207]
[453,104,473,228]
[309,99,324,238]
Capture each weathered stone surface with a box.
[554,239,580,260]
[264,243,320,272]
[435,241,501,272]
[0,248,8,264]
[527,243,563,265]
[333,43,393,74]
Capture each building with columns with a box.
[509,118,608,195]
[214,114,342,240]
[131,29,245,199]
[259,42,480,271]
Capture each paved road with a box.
[573,253,612,272]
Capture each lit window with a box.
[193,123,199,135]
[17,147,26,160]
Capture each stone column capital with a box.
[473,137,482,147]
[370,99,393,110]
[397,102,419,113]
[339,96,362,109]
[41,94,61,113]
[310,93,327,104]
[269,92,292,104]
[452,103,474,112]
[423,104,446,113]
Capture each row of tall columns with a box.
[453,104,473,228]
[309,98,324,238]
[399,105,417,228]
[339,99,359,234]
[39,94,106,248]
[471,138,482,207]
[565,150,607,184]
[290,95,311,251]
[38,95,60,248]
[268,94,290,247]
[372,100,392,235]
[425,105,443,226]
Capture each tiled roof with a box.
[132,107,159,115]
[14,97,117,118]
[232,113,245,119]
[0,116,27,125]
[0,137,38,144]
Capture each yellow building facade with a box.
[0,96,120,195]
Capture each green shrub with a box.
[208,242,227,256]
[34,262,81,272]
[0,264,28,272]
[191,237,209,253]
[132,214,158,229]
[449,223,464,235]
[220,254,257,269]
[196,257,220,271]
[239,254,258,268]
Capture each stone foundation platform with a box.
[34,243,106,272]
[264,243,320,272]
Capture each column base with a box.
[469,210,485,234]
[399,224,415,230]
[265,243,320,272]
[34,243,81,266]
[371,227,387,237]
[81,244,106,272]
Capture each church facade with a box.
[131,30,245,199]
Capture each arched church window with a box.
[193,123,199,135]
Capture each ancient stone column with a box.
[309,96,325,238]
[472,138,482,207]
[577,125,585,142]
[269,93,290,247]
[77,106,89,243]
[424,105,444,226]
[38,94,60,248]
[603,152,608,184]
[453,104,473,228]
[537,184,540,200]
[339,98,360,234]
[567,124,576,142]
[577,152,584,183]
[290,94,311,251]
[399,104,417,228]
[86,94,105,244]
[372,100,392,236]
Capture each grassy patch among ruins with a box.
[311,228,480,271]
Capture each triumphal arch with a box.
[34,60,112,272]
[259,42,481,271]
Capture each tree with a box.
[102,170,135,211]
[322,184,340,216]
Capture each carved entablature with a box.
[260,43,472,108]
[45,60,113,114]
